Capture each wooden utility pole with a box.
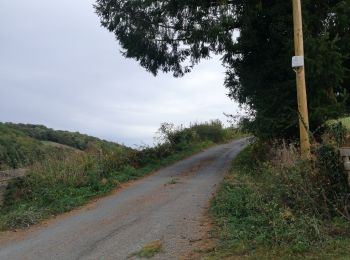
[292,0,311,159]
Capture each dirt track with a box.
[0,138,248,260]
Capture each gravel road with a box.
[0,138,248,260]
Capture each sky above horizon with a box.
[0,0,242,147]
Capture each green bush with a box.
[315,144,349,217]
[135,120,238,166]
[157,120,233,148]
[323,121,347,147]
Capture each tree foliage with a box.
[95,0,240,76]
[95,0,350,139]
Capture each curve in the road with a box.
[0,138,249,260]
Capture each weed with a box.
[166,178,180,185]
[129,240,163,258]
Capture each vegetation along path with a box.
[0,138,249,260]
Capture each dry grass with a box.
[129,240,163,258]
[269,141,300,168]
[29,153,96,187]
[166,178,180,185]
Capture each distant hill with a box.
[0,123,129,170]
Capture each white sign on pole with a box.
[292,56,304,68]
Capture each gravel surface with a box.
[0,138,248,260]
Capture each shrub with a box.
[157,120,231,148]
[322,122,347,147]
[134,120,238,167]
[315,144,349,218]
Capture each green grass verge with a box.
[206,145,350,259]
[0,141,216,231]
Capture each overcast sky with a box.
[0,0,241,147]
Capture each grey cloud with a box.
[0,0,242,147]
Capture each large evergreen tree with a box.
[95,0,350,139]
